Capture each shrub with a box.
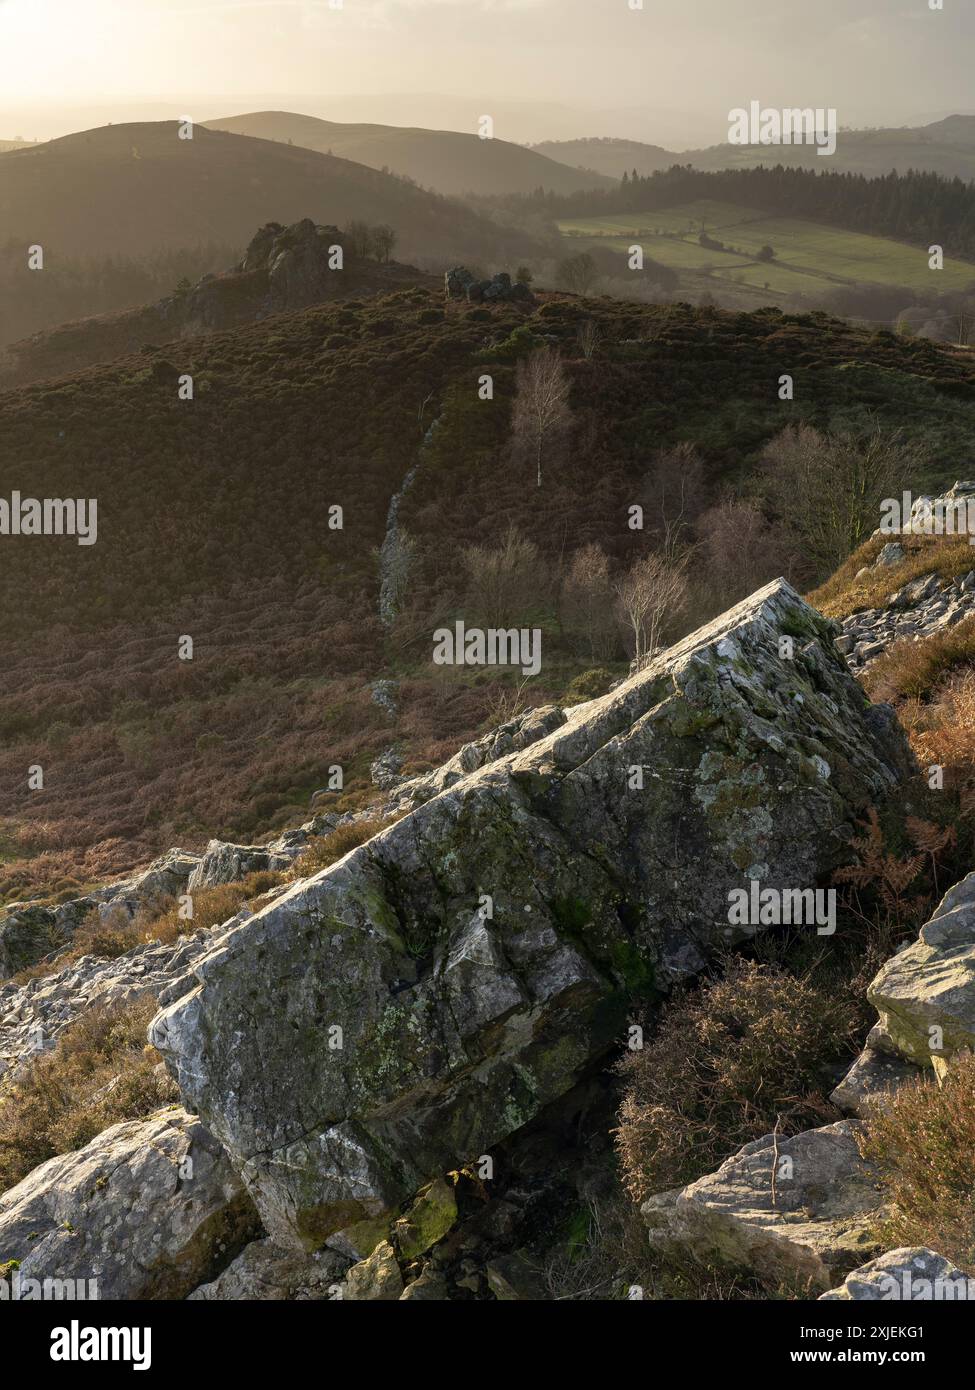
[616,960,856,1203]
[292,818,393,876]
[562,668,616,705]
[858,1054,975,1272]
[0,995,179,1191]
[865,615,975,703]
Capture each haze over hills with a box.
[205,111,615,197]
[534,114,975,183]
[0,121,546,265]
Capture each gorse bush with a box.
[615,960,860,1203]
[858,1054,975,1273]
[0,996,179,1191]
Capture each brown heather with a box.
[0,996,179,1192]
[615,960,863,1204]
[858,1054,975,1274]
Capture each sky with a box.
[1,0,974,146]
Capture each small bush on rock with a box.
[293,818,393,876]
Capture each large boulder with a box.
[642,1122,884,1292]
[150,580,912,1251]
[0,1109,259,1300]
[868,871,975,1066]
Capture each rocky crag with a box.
[839,481,975,672]
[5,570,973,1301]
[145,580,909,1255]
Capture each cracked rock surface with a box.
[148,579,912,1250]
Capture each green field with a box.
[559,201,975,306]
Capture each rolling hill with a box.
[535,114,975,183]
[0,121,547,264]
[0,287,972,897]
[205,110,615,196]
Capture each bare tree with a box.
[695,499,794,604]
[512,347,572,488]
[563,543,616,661]
[640,443,706,559]
[557,252,599,296]
[460,524,549,628]
[372,224,397,264]
[615,551,689,669]
[759,424,921,580]
[577,320,601,360]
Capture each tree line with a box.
[489,164,975,263]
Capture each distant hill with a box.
[536,115,975,183]
[531,137,675,180]
[205,110,615,196]
[0,121,548,264]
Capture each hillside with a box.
[0,218,442,387]
[205,111,615,196]
[0,121,545,265]
[536,114,975,183]
[0,288,972,901]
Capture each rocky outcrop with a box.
[445,266,534,305]
[820,1247,974,1301]
[642,1122,884,1292]
[0,1109,259,1300]
[2,220,438,388]
[830,867,975,1119]
[0,910,254,1084]
[149,579,912,1251]
[187,839,295,891]
[0,899,92,980]
[0,848,200,981]
[838,570,975,673]
[867,871,975,1067]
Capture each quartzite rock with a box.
[150,580,912,1250]
[868,871,975,1066]
[0,1109,258,1299]
[642,1121,883,1292]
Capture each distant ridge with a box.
[205,110,616,197]
[0,121,547,263]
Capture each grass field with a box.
[559,201,975,307]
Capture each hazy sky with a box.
[2,0,974,146]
